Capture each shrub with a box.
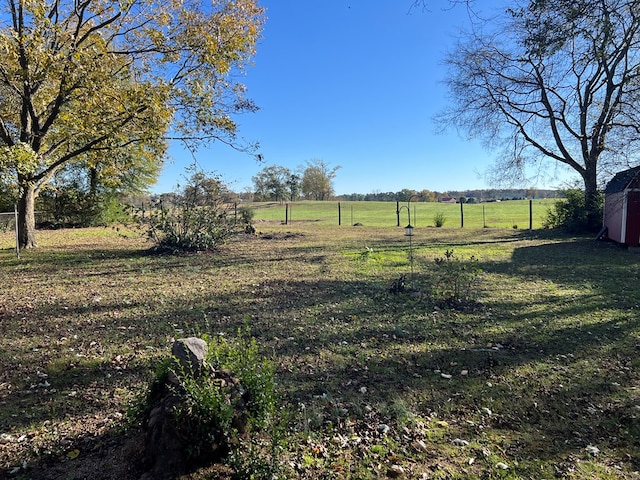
[433,212,446,227]
[37,188,129,228]
[238,205,254,224]
[0,182,16,212]
[91,195,131,226]
[138,171,236,252]
[543,188,603,233]
[205,330,277,430]
[142,202,233,252]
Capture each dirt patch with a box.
[19,432,145,480]
[258,232,304,240]
[435,297,485,313]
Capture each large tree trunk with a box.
[18,184,38,249]
[582,165,602,232]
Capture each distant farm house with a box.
[603,166,640,246]
[439,197,457,204]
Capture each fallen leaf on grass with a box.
[378,424,390,435]
[66,449,80,459]
[388,464,405,477]
[413,439,428,452]
[585,445,600,455]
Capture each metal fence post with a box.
[14,204,20,259]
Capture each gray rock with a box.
[172,337,208,377]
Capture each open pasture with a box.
[247,199,556,229]
[0,223,639,479]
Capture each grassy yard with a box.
[0,223,639,479]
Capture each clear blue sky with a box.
[153,1,575,195]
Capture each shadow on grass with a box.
[2,231,640,476]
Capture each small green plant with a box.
[174,370,237,459]
[205,329,277,429]
[138,329,278,469]
[207,329,282,478]
[238,205,255,225]
[432,249,481,303]
[389,274,408,294]
[360,245,374,261]
[433,211,446,227]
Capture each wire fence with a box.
[0,211,16,231]
[250,199,555,230]
[0,207,20,258]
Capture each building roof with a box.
[604,166,640,194]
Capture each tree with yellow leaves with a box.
[0,0,264,248]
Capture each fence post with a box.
[338,202,341,226]
[529,199,533,230]
[396,201,400,227]
[14,204,20,259]
[285,203,289,225]
[460,201,464,228]
[483,205,486,228]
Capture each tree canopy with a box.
[439,0,640,230]
[252,160,341,202]
[252,165,292,203]
[301,159,340,201]
[0,0,264,247]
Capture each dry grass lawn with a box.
[1,223,639,479]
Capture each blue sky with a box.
[154,1,575,195]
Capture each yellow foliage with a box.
[0,0,264,244]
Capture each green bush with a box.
[138,171,236,252]
[205,330,277,429]
[543,188,603,233]
[147,330,279,470]
[0,182,16,213]
[37,189,129,228]
[238,205,255,226]
[210,330,286,479]
[91,195,131,226]
[142,202,234,252]
[433,211,446,228]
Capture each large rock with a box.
[171,337,208,377]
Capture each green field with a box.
[247,199,556,229]
[1,223,638,479]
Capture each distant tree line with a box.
[338,188,561,203]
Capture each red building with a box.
[603,166,640,246]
